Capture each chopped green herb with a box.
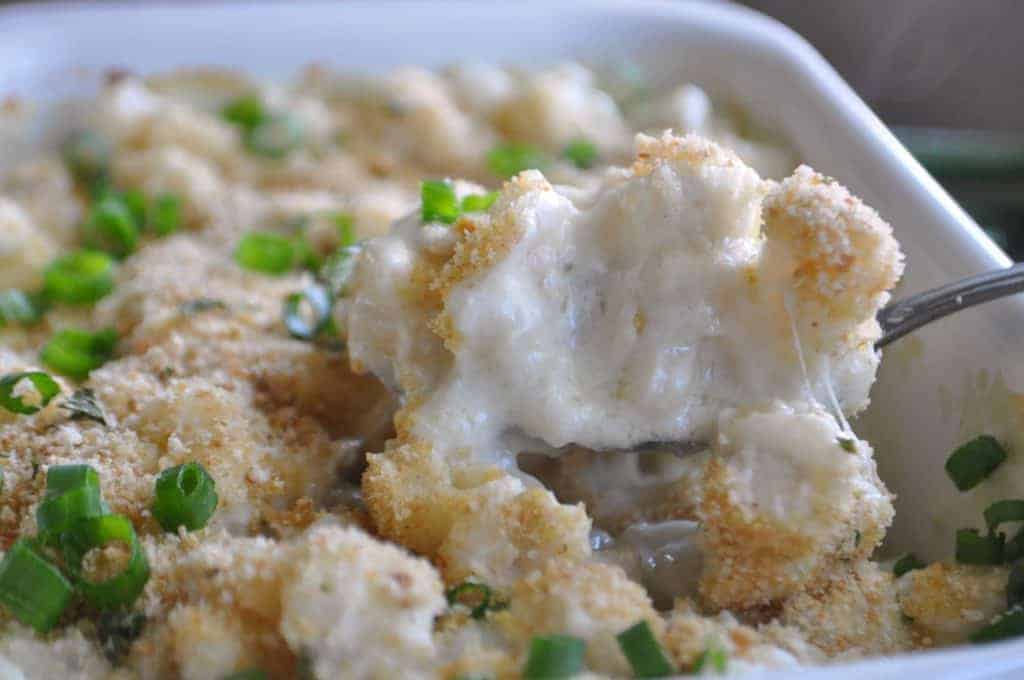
[283,285,333,341]
[970,608,1024,643]
[0,372,61,415]
[120,188,148,227]
[461,192,498,213]
[522,634,585,679]
[562,138,598,169]
[487,143,547,179]
[1008,564,1024,609]
[62,513,150,610]
[61,388,107,426]
[97,610,146,665]
[179,298,229,316]
[616,620,675,677]
[222,94,267,131]
[148,194,182,236]
[40,327,117,380]
[152,462,218,533]
[446,581,500,620]
[235,232,296,275]
[0,289,44,326]
[37,464,106,545]
[692,644,728,674]
[837,437,857,453]
[421,180,461,224]
[984,500,1024,533]
[893,553,926,577]
[946,435,1007,491]
[83,194,140,258]
[956,528,1005,565]
[319,246,361,298]
[0,538,74,633]
[61,130,111,190]
[43,250,117,305]
[333,213,358,248]
[245,114,304,159]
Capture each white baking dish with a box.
[1,1,1022,677]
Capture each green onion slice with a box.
[421,180,461,224]
[956,528,1005,565]
[61,130,111,189]
[319,246,360,298]
[148,194,182,236]
[245,114,304,159]
[62,514,150,610]
[40,327,117,380]
[461,192,498,213]
[837,436,857,453]
[522,634,585,679]
[61,388,107,425]
[83,195,140,258]
[120,189,148,227]
[562,138,598,169]
[970,608,1024,643]
[893,553,926,577]
[283,285,332,341]
[984,500,1024,533]
[446,581,496,620]
[0,289,44,326]
[152,462,218,532]
[333,213,358,249]
[235,232,296,274]
[0,538,74,633]
[946,435,1008,491]
[487,143,548,179]
[37,464,106,545]
[692,645,728,674]
[0,372,61,415]
[222,94,267,131]
[616,620,675,677]
[43,250,117,305]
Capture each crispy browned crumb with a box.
[898,562,1009,645]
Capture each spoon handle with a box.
[877,262,1024,348]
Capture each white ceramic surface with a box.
[1,1,1023,677]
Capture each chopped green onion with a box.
[152,462,218,532]
[222,94,267,131]
[97,610,146,665]
[461,192,498,213]
[61,130,111,189]
[984,499,1024,533]
[291,235,321,271]
[487,143,548,179]
[837,437,857,453]
[37,464,106,545]
[0,372,61,415]
[1008,564,1024,609]
[946,435,1007,491]
[60,388,107,426]
[179,298,228,316]
[692,644,728,674]
[522,635,585,679]
[319,246,360,298]
[62,514,150,610]
[283,285,332,341]
[446,581,497,620]
[235,232,296,274]
[616,621,675,677]
[956,528,1005,565]
[0,538,74,633]
[245,114,304,159]
[893,553,926,577]
[970,608,1024,643]
[40,327,117,380]
[220,670,269,680]
[562,138,598,170]
[43,250,116,305]
[83,194,140,258]
[120,189,148,227]
[333,213,358,249]
[421,180,461,224]
[148,194,182,236]
[0,289,44,326]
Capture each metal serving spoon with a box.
[876,261,1024,348]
